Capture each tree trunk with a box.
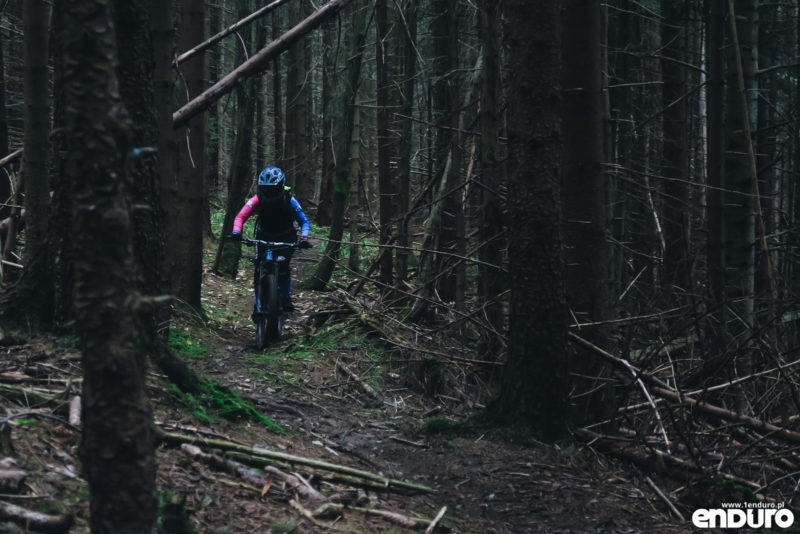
[214,0,257,278]
[22,0,50,263]
[214,82,256,277]
[348,96,362,273]
[562,0,614,424]
[305,0,369,290]
[0,23,9,224]
[430,0,459,304]
[660,0,691,297]
[167,0,206,310]
[115,0,165,331]
[272,8,284,170]
[477,0,504,351]
[317,17,336,226]
[64,1,156,532]
[393,0,417,285]
[376,0,393,287]
[706,0,727,358]
[725,0,759,411]
[491,0,568,440]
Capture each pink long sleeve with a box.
[233,195,259,233]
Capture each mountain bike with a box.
[241,237,299,349]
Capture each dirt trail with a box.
[163,244,688,533]
[0,243,690,533]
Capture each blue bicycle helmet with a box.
[258,166,285,199]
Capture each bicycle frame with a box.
[241,238,297,347]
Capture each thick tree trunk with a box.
[64,1,156,532]
[562,0,614,424]
[491,0,568,440]
[115,0,165,332]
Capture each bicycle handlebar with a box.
[240,237,299,248]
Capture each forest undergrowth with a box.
[0,233,794,533]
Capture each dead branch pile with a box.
[569,326,800,511]
[308,288,501,411]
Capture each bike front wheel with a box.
[265,272,281,340]
[255,315,269,350]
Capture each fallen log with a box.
[159,431,433,496]
[173,0,354,128]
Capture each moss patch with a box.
[167,328,209,359]
[166,380,282,432]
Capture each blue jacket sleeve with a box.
[290,197,311,237]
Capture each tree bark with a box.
[706,0,727,358]
[562,0,614,424]
[393,0,417,285]
[167,0,206,310]
[660,0,691,297]
[22,0,50,263]
[376,0,394,287]
[64,1,156,532]
[478,0,504,344]
[491,0,568,440]
[305,0,369,290]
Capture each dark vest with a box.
[256,192,296,241]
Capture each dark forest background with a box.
[2,0,800,531]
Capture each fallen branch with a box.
[181,444,331,502]
[0,149,22,170]
[173,0,354,128]
[68,396,81,427]
[175,0,292,65]
[425,505,448,534]
[313,502,430,528]
[335,361,380,402]
[574,428,761,489]
[159,431,433,496]
[645,476,684,522]
[571,331,800,445]
[0,500,72,532]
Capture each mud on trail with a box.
[0,243,689,533]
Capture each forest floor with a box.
[0,238,703,533]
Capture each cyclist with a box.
[230,166,311,311]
